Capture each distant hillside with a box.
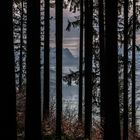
[41,47,78,66]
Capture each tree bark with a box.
[19,0,24,91]
[0,0,17,139]
[78,0,84,122]
[84,0,93,138]
[25,0,41,139]
[43,0,50,120]
[132,0,136,133]
[104,0,121,139]
[99,0,105,127]
[123,0,129,139]
[56,0,63,138]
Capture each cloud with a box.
[50,8,79,18]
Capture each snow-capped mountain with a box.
[41,47,78,66]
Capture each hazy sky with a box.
[50,8,80,57]
[49,7,140,56]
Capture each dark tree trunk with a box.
[132,0,136,133]
[84,0,93,138]
[25,0,41,139]
[56,0,63,138]
[99,0,105,127]
[43,0,50,120]
[19,0,24,91]
[0,0,16,139]
[123,0,129,139]
[104,0,121,139]
[78,0,83,122]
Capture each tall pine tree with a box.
[56,0,63,138]
[123,0,129,139]
[78,0,84,122]
[0,0,17,139]
[99,0,105,127]
[104,0,121,139]
[84,0,93,138]
[25,0,41,139]
[19,0,24,91]
[43,0,50,120]
[132,0,136,133]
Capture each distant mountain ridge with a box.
[41,47,78,66]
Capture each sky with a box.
[49,7,140,57]
[49,8,80,57]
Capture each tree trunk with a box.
[43,0,50,120]
[84,0,93,138]
[25,0,41,139]
[123,0,129,139]
[99,0,105,127]
[132,0,136,133]
[56,0,63,138]
[0,0,17,139]
[78,0,84,122]
[19,0,24,91]
[104,0,121,139]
